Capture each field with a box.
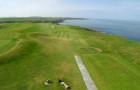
[0,22,140,90]
[0,17,65,23]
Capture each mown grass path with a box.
[75,55,98,90]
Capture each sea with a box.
[60,19,140,42]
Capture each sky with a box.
[0,0,140,21]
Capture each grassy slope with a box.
[75,28,140,90]
[0,23,140,90]
[0,23,87,90]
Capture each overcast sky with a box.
[0,0,140,21]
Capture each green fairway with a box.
[0,23,140,90]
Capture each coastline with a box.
[59,23,140,43]
[59,19,140,43]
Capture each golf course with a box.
[0,19,140,90]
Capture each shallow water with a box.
[60,19,140,42]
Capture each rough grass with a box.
[0,23,140,90]
[0,39,16,54]
[0,23,86,90]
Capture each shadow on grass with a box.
[0,40,39,65]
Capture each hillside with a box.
[0,23,140,90]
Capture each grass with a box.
[0,17,65,23]
[0,22,140,90]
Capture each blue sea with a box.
[60,19,140,42]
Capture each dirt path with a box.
[74,55,98,90]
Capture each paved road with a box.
[74,55,98,90]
